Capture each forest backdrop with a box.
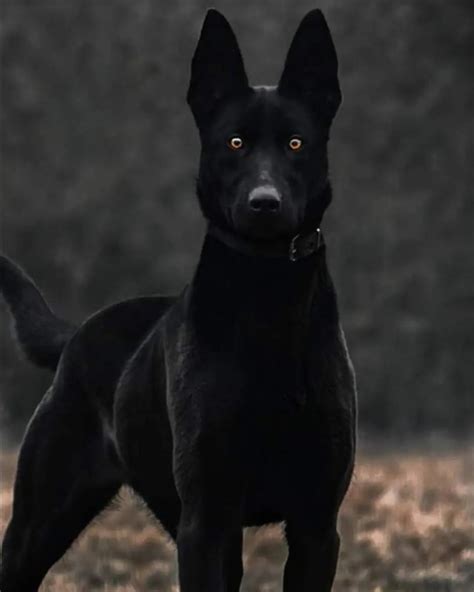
[1,0,473,441]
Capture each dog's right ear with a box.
[278,10,342,124]
[187,9,250,130]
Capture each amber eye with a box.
[289,137,303,151]
[228,136,244,150]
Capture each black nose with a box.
[248,186,281,213]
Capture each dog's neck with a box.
[188,228,339,349]
[187,229,339,404]
[206,223,324,262]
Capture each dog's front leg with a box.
[177,501,243,592]
[174,431,245,591]
[283,520,340,592]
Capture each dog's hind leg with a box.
[0,386,122,592]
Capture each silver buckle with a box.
[289,233,300,262]
[314,227,321,250]
[289,228,321,262]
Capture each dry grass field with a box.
[1,446,473,591]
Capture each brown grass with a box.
[1,447,473,591]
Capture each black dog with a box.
[0,9,356,591]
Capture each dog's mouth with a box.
[227,185,301,242]
[231,214,298,242]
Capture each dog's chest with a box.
[239,404,329,525]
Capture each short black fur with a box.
[0,9,356,591]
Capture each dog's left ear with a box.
[187,9,250,130]
[278,10,342,123]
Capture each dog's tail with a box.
[0,255,77,372]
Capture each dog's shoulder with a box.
[61,295,176,391]
[78,295,174,341]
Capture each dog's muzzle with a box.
[248,185,281,213]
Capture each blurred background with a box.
[1,1,473,590]
[1,0,473,440]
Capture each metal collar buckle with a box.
[289,228,321,262]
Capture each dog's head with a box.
[188,9,341,241]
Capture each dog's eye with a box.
[228,136,244,150]
[288,137,303,151]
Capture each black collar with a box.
[206,223,324,262]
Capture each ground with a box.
[0,446,473,591]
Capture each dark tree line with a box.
[1,0,473,439]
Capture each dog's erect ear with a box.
[278,10,341,123]
[187,9,250,130]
